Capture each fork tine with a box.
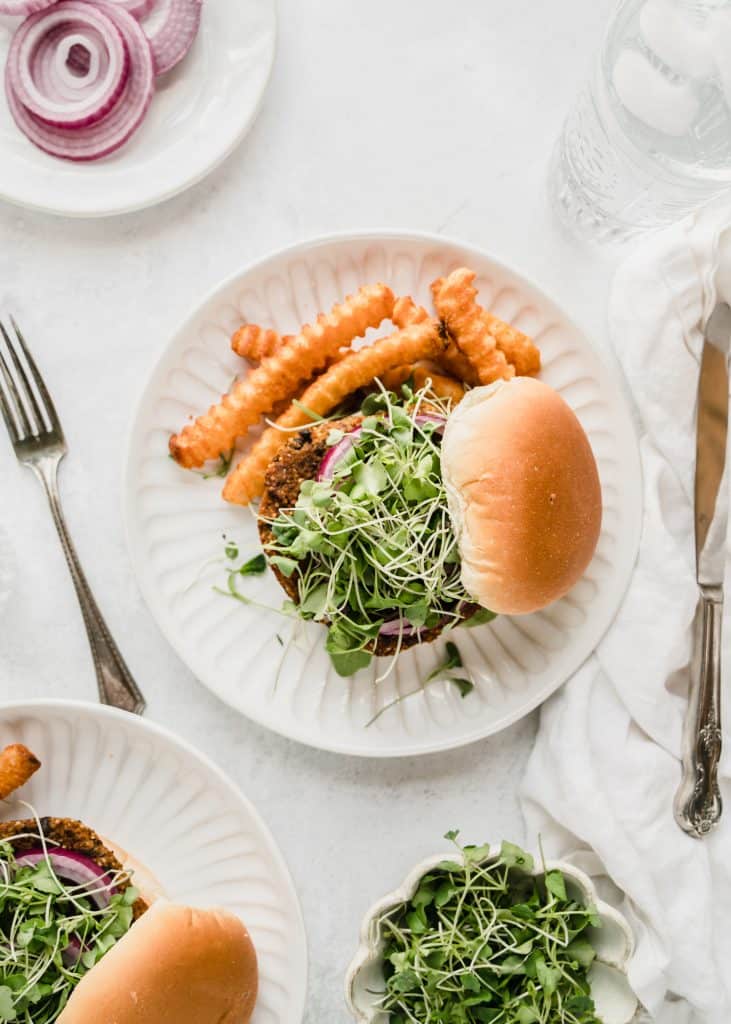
[0,333,33,439]
[0,354,21,445]
[9,316,61,434]
[0,319,45,436]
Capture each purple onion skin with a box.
[15,848,115,908]
[142,0,203,77]
[0,0,55,15]
[6,1,155,162]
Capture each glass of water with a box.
[551,0,731,243]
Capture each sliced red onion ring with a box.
[6,3,129,128]
[414,413,446,430]
[317,414,446,482]
[141,0,202,76]
[104,0,154,17]
[15,848,115,909]
[6,1,155,162]
[378,617,421,638]
[0,0,55,15]
[61,935,83,968]
[318,427,362,482]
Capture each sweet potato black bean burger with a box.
[0,745,258,1024]
[170,269,602,677]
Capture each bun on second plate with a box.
[58,902,258,1024]
[441,377,602,615]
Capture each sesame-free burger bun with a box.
[58,902,258,1024]
[441,378,602,615]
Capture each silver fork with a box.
[0,317,145,714]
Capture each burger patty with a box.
[258,416,478,657]
[0,816,148,918]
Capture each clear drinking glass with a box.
[551,0,731,243]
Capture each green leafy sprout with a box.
[264,384,492,677]
[0,828,137,1023]
[378,833,602,1024]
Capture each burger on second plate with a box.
[0,745,258,1024]
[258,375,602,675]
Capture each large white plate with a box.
[0,2,276,217]
[0,700,307,1024]
[124,232,643,757]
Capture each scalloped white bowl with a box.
[0,700,307,1024]
[124,231,643,757]
[346,850,638,1024]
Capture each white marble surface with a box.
[0,1,620,1020]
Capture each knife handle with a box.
[674,587,724,838]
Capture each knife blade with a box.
[675,301,731,837]
[695,302,731,588]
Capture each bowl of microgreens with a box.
[345,833,638,1024]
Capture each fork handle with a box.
[674,587,723,838]
[33,459,146,715]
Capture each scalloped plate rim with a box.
[123,229,643,758]
[0,698,309,1024]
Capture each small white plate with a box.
[124,232,643,758]
[0,2,276,217]
[0,700,308,1024]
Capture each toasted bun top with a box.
[58,902,258,1024]
[442,379,602,615]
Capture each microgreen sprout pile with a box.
[265,384,476,676]
[0,832,137,1023]
[379,833,602,1024]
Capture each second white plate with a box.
[124,232,643,757]
[0,700,307,1024]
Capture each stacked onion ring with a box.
[3,0,203,161]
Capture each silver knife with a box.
[674,301,731,838]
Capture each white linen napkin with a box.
[520,201,731,1024]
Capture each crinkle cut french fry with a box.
[169,283,395,468]
[223,320,445,505]
[431,269,513,385]
[393,295,477,385]
[231,325,294,362]
[392,296,430,328]
[378,363,465,405]
[0,744,41,800]
[410,365,465,404]
[482,311,541,376]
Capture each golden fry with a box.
[231,325,294,362]
[223,321,445,505]
[392,296,478,384]
[411,365,465,404]
[482,312,541,376]
[431,269,513,385]
[379,363,465,405]
[392,296,430,328]
[438,343,480,386]
[378,363,414,391]
[0,744,40,800]
[170,283,395,468]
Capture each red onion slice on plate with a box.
[318,427,362,482]
[0,0,55,15]
[6,1,155,162]
[140,0,202,76]
[104,0,155,17]
[378,617,421,638]
[6,3,129,128]
[317,414,446,482]
[15,848,116,908]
